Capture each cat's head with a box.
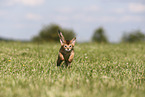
[58,30,76,52]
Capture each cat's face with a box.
[63,40,73,52]
[58,31,76,52]
[61,39,76,52]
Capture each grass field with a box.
[0,42,145,97]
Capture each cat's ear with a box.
[71,37,76,46]
[59,39,64,45]
[58,30,65,45]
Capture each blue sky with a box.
[0,0,145,42]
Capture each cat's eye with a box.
[64,45,67,48]
[69,45,72,47]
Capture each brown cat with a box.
[57,30,76,67]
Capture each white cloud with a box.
[19,0,45,6]
[72,13,144,23]
[0,10,7,16]
[120,16,144,22]
[26,13,42,20]
[84,5,100,12]
[56,5,100,14]
[99,15,144,23]
[113,3,145,14]
[1,0,45,6]
[128,3,145,13]
[57,8,74,14]
[55,16,69,21]
[113,8,125,14]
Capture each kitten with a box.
[57,30,76,67]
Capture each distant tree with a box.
[122,30,145,43]
[92,27,108,43]
[0,37,14,42]
[0,37,4,41]
[32,24,76,42]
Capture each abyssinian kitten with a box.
[57,30,76,67]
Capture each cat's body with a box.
[57,31,76,67]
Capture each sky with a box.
[0,0,145,42]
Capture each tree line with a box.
[1,24,144,43]
[32,24,145,43]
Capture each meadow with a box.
[0,42,145,97]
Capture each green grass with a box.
[0,42,145,97]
